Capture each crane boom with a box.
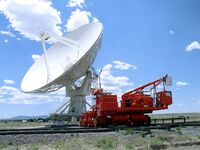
[122,75,169,100]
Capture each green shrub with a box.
[176,127,182,135]
[0,143,7,149]
[123,128,135,135]
[125,143,135,150]
[156,135,172,142]
[95,136,118,150]
[149,138,167,150]
[28,144,39,150]
[68,138,84,150]
[114,127,120,132]
[140,131,147,137]
[52,141,65,150]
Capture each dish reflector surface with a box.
[21,22,103,93]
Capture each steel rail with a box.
[0,121,199,135]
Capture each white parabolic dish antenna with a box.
[21,22,103,93]
[21,22,103,120]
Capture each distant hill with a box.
[3,115,49,120]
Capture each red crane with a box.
[80,75,172,127]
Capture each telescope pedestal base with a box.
[50,96,86,124]
[50,69,95,124]
[68,96,86,118]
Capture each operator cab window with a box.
[165,91,171,97]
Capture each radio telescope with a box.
[21,22,103,122]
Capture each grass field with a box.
[0,121,47,129]
[0,113,199,150]
[0,129,199,150]
[150,113,200,121]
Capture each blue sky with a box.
[0,0,200,118]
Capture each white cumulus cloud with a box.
[169,30,174,35]
[3,79,15,85]
[100,62,133,94]
[0,85,65,105]
[65,1,99,32]
[176,81,190,87]
[0,30,15,37]
[32,54,40,62]
[185,41,200,52]
[67,0,85,8]
[112,60,137,70]
[3,39,8,43]
[0,0,62,41]
[93,17,99,22]
[177,103,185,106]
[193,100,200,105]
[65,8,92,32]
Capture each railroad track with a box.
[0,127,113,135]
[0,121,199,135]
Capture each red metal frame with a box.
[80,75,172,127]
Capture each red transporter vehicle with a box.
[80,75,172,127]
